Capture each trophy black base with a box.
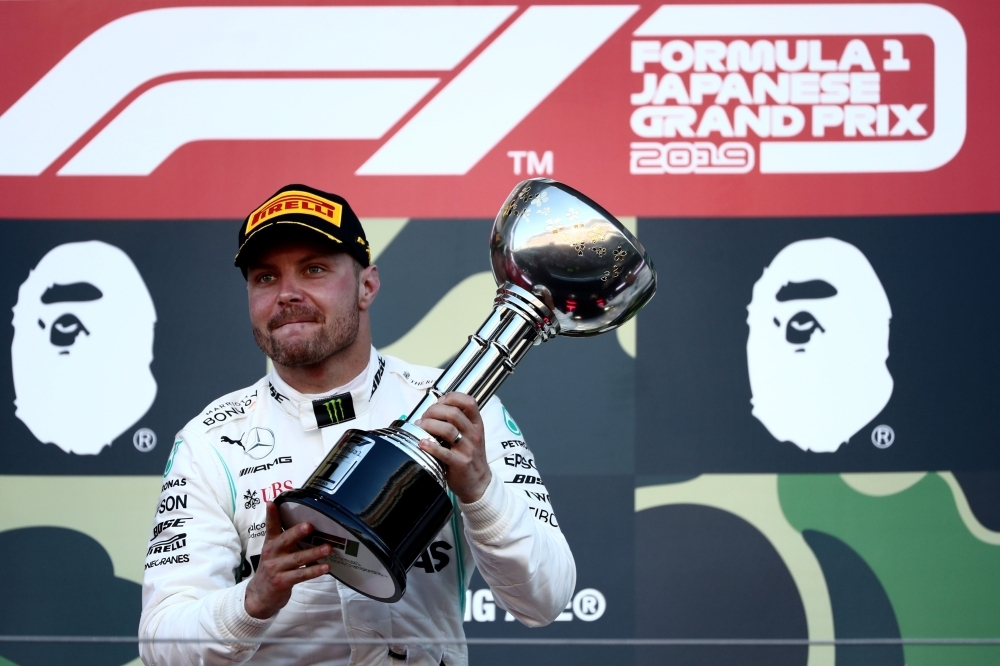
[275,429,453,603]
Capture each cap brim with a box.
[235,221,346,270]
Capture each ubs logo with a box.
[746,238,893,452]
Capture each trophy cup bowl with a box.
[275,178,656,602]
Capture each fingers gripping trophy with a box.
[274,178,657,602]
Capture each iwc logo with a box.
[746,237,893,452]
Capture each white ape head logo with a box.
[11,241,157,455]
[746,238,892,453]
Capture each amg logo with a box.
[239,455,292,477]
[305,530,360,557]
[147,533,187,556]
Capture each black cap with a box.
[235,184,371,275]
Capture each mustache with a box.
[267,305,325,331]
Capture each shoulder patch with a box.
[383,354,441,390]
[501,406,522,437]
[198,387,260,432]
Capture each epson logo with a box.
[503,453,535,470]
[157,494,188,514]
[0,6,637,177]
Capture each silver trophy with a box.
[276,178,657,602]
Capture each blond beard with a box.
[252,298,360,368]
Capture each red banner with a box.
[0,0,995,218]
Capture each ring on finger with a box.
[452,432,463,446]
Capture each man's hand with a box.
[244,502,331,620]
[415,392,492,504]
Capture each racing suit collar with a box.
[266,347,386,431]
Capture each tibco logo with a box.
[628,4,965,175]
[465,588,606,622]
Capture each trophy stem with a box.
[401,283,557,426]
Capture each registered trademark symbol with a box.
[871,424,894,449]
[572,588,606,621]
[133,427,157,452]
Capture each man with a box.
[139,185,576,666]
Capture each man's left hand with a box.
[415,393,491,504]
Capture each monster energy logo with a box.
[325,398,346,421]
[312,391,356,428]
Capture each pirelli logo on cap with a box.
[246,190,343,235]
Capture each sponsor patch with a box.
[151,516,191,539]
[239,456,292,477]
[202,390,257,429]
[502,406,522,436]
[162,440,182,478]
[313,392,356,428]
[147,533,187,556]
[246,190,343,234]
[145,554,189,569]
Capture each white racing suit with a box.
[139,348,576,666]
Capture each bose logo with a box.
[0,5,638,177]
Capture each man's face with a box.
[247,241,369,368]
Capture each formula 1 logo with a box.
[0,5,638,177]
[628,3,966,174]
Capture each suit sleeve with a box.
[139,432,272,666]
[458,398,577,627]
